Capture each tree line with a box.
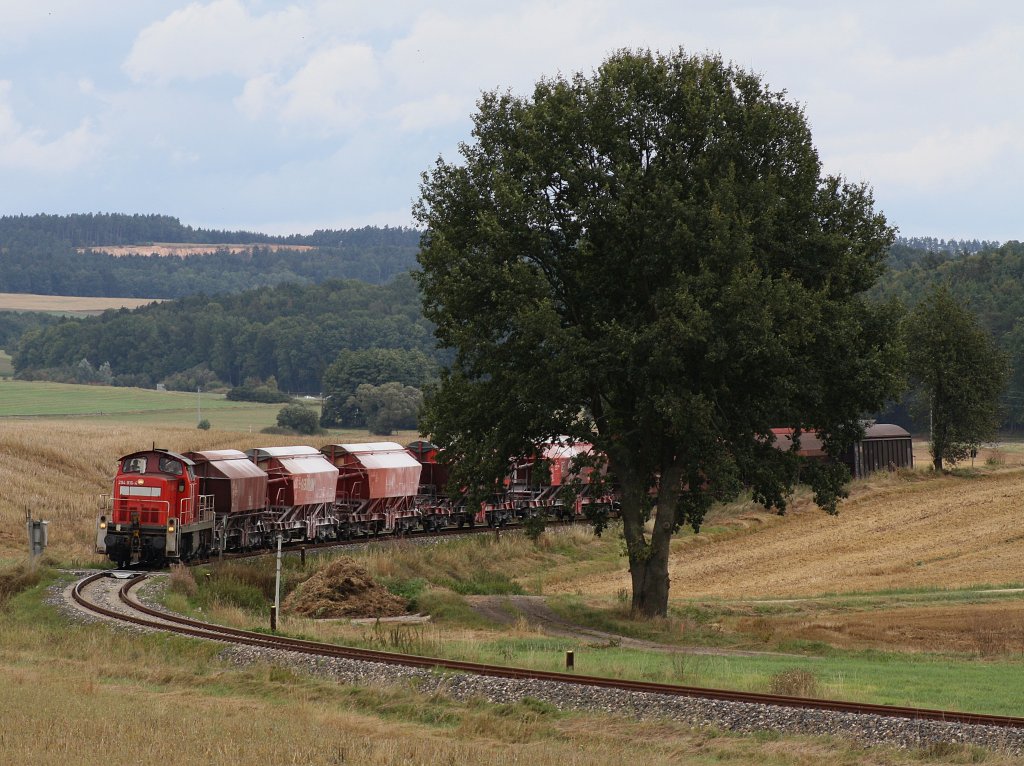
[12,276,439,394]
[873,239,1024,429]
[0,222,420,297]
[0,213,419,249]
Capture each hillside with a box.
[874,239,1024,426]
[563,460,1024,600]
[0,214,420,297]
[12,275,435,392]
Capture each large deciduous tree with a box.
[904,285,1007,471]
[414,49,903,617]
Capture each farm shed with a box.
[844,423,914,478]
[770,424,913,478]
[185,449,268,515]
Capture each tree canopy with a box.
[415,49,902,617]
[904,285,1007,470]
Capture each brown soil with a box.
[739,600,1024,655]
[284,558,408,619]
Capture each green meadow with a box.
[0,379,300,431]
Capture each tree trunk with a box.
[615,456,684,618]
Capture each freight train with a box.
[96,439,615,568]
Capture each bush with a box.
[227,377,292,403]
[197,419,211,430]
[769,668,819,697]
[0,563,42,607]
[276,403,323,435]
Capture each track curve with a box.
[71,572,1024,730]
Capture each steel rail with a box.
[71,572,1024,730]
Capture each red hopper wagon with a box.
[321,442,423,535]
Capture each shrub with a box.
[769,668,819,697]
[197,419,211,430]
[276,403,323,435]
[0,563,42,606]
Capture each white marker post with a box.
[273,534,283,630]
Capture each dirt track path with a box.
[465,595,803,657]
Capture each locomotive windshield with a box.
[122,457,147,473]
[158,456,183,475]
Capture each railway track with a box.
[213,517,576,564]
[71,571,1024,730]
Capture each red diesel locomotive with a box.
[97,449,215,568]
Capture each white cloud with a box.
[389,93,465,132]
[123,0,311,83]
[0,81,102,172]
[826,123,1021,190]
[236,43,380,131]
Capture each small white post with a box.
[274,534,283,620]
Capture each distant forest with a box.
[0,213,420,297]
[7,216,1024,431]
[13,276,435,393]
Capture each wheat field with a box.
[0,421,409,562]
[0,292,162,315]
[561,466,1024,600]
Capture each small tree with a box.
[904,285,1007,470]
[197,419,211,430]
[348,382,423,435]
[276,403,321,435]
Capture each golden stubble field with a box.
[0,421,399,562]
[78,242,315,257]
[0,292,162,315]
[564,466,1024,600]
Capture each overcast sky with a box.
[1,1,1021,240]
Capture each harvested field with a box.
[0,292,161,315]
[0,420,414,561]
[79,242,314,257]
[556,467,1024,599]
[738,600,1024,655]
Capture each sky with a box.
[1,0,1022,240]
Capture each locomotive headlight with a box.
[167,522,176,534]
[99,516,107,530]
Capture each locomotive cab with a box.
[98,449,214,567]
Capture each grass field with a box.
[0,292,161,315]
[0,379,311,430]
[0,350,12,378]
[7,424,1024,759]
[7,572,993,766]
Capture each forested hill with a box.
[875,238,1024,426]
[0,214,421,296]
[13,275,435,393]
